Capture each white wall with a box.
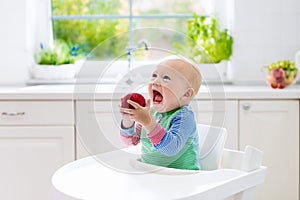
[0,0,52,86]
[230,0,300,83]
[0,0,299,85]
[0,0,28,85]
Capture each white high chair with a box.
[52,124,266,200]
[197,124,228,170]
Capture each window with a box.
[51,0,214,60]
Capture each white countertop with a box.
[0,84,299,100]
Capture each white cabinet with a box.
[239,100,299,200]
[0,101,75,200]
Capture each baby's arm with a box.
[119,98,141,146]
[148,108,196,156]
[120,122,135,146]
[120,123,142,146]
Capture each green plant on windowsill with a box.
[34,40,79,65]
[174,14,233,64]
[32,40,83,80]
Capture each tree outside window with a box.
[51,0,211,60]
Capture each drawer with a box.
[76,101,119,113]
[0,101,74,125]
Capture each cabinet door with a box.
[195,100,238,149]
[0,126,74,200]
[240,100,299,200]
[76,101,123,159]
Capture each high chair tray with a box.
[52,146,266,200]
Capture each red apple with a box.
[271,68,285,84]
[121,93,146,109]
[277,84,285,89]
[270,82,277,89]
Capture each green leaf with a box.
[173,14,233,64]
[34,40,77,65]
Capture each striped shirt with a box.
[120,106,200,170]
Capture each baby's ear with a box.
[184,88,195,99]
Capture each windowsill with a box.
[27,60,157,86]
[26,60,300,86]
[26,78,118,85]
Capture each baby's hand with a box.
[119,98,134,128]
[123,99,152,127]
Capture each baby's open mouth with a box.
[153,90,163,103]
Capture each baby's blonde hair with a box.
[159,56,202,95]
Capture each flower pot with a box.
[197,61,228,83]
[31,64,76,80]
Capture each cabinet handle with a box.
[242,103,251,111]
[1,112,25,117]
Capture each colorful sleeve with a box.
[147,107,196,156]
[120,122,142,146]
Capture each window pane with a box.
[51,0,214,59]
[53,19,128,59]
[133,0,207,15]
[131,18,188,60]
[52,0,127,15]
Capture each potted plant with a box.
[174,14,233,81]
[31,40,81,80]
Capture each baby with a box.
[119,56,202,170]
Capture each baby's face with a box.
[148,61,192,113]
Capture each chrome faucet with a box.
[125,39,149,71]
[137,39,149,51]
[126,47,134,70]
[124,39,149,85]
